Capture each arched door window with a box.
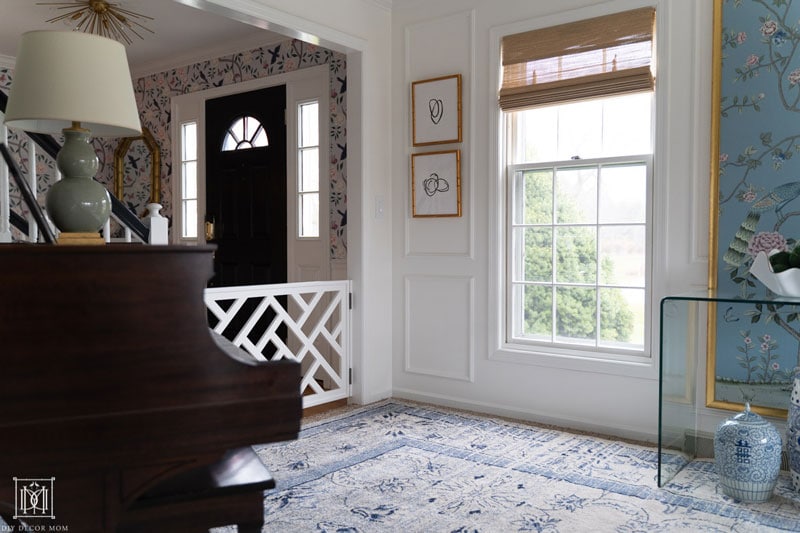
[222,116,269,151]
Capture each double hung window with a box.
[500,7,655,359]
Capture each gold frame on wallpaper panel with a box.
[411,149,462,218]
[113,126,161,212]
[705,0,786,418]
[411,74,463,146]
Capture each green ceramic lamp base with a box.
[45,125,111,234]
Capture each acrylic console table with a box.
[658,290,798,487]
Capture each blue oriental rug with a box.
[232,401,800,532]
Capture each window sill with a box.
[490,343,657,380]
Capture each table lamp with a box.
[4,30,141,243]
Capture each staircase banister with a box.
[111,193,149,243]
[9,209,28,236]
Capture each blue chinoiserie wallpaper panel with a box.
[714,0,800,413]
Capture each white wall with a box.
[191,0,715,441]
[196,0,395,404]
[390,0,712,442]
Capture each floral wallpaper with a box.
[1,38,347,259]
[712,0,800,411]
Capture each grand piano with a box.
[0,245,302,531]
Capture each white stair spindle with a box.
[0,118,11,242]
[27,141,37,242]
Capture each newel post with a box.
[145,202,169,245]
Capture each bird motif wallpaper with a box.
[713,0,800,413]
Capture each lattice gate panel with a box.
[205,280,351,408]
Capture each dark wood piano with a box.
[0,245,302,532]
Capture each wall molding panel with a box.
[404,274,475,381]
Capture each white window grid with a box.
[180,121,198,240]
[506,154,653,357]
[297,100,320,239]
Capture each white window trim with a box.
[488,0,665,380]
[295,98,322,240]
[286,72,331,278]
[178,121,198,242]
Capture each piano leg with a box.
[118,447,273,532]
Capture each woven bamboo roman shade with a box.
[499,7,655,110]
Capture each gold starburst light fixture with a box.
[38,1,154,45]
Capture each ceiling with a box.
[0,0,287,77]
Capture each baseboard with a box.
[683,429,716,458]
[392,388,657,444]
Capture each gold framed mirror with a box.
[113,126,161,209]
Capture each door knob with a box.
[205,218,215,241]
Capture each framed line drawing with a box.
[411,150,461,217]
[0,143,55,244]
[412,74,462,146]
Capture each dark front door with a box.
[205,85,287,288]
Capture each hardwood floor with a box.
[302,398,348,418]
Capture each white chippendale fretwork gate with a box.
[205,280,351,409]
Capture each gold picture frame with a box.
[411,149,461,217]
[411,74,462,146]
[113,126,161,208]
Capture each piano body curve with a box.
[0,245,301,531]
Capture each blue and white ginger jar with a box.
[714,402,782,503]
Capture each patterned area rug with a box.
[235,400,800,532]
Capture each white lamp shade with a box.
[4,31,141,137]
